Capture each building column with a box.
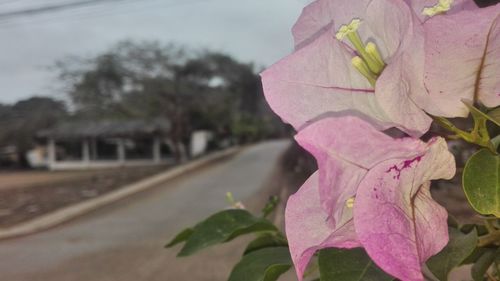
[47,138,56,169]
[91,138,98,160]
[82,139,90,164]
[153,137,161,164]
[117,139,126,164]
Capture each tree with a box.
[55,40,286,159]
[0,97,68,166]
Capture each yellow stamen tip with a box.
[226,192,235,204]
[335,18,362,40]
[365,42,378,55]
[351,56,377,86]
[422,0,453,17]
[365,42,385,72]
[346,198,355,208]
[351,56,365,69]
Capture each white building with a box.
[37,119,174,170]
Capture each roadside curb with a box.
[0,147,241,240]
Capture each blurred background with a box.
[0,1,313,280]
[0,0,497,281]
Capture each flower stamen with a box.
[225,192,245,209]
[352,56,377,87]
[365,42,385,71]
[336,19,385,83]
[335,19,362,41]
[422,0,453,17]
[346,197,355,208]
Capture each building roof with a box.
[37,118,171,139]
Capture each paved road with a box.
[0,140,290,281]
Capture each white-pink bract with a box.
[286,116,456,281]
[261,0,433,137]
[422,2,500,117]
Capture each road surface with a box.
[0,140,290,281]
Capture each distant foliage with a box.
[54,41,286,156]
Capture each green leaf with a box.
[318,248,394,281]
[472,248,499,281]
[178,209,278,256]
[488,107,500,126]
[228,247,292,281]
[433,116,459,132]
[447,215,460,229]
[165,228,193,248]
[492,135,500,150]
[244,233,288,255]
[427,228,478,280]
[463,149,500,217]
[460,224,489,236]
[462,247,489,265]
[262,195,280,218]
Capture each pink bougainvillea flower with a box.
[422,2,500,117]
[286,172,360,280]
[261,0,432,137]
[286,116,455,281]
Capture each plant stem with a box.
[478,231,500,247]
[432,116,497,153]
[486,271,498,281]
[485,219,497,233]
[423,270,438,281]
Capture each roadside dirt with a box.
[0,170,105,191]
[0,166,168,228]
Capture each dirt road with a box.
[0,140,290,281]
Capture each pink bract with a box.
[423,3,500,117]
[261,0,432,137]
[285,116,456,281]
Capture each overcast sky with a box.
[0,0,309,104]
